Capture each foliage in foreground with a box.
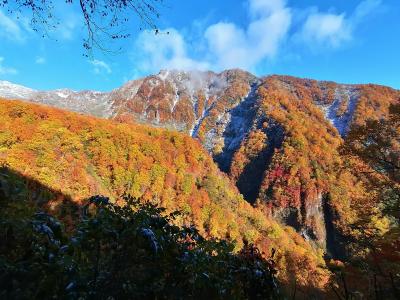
[0,194,279,299]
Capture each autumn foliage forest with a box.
[0,0,399,298]
[227,76,400,299]
[0,74,399,299]
[0,99,329,298]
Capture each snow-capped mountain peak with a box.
[0,80,36,99]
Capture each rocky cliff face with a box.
[1,71,399,251]
[111,70,258,139]
[243,76,399,251]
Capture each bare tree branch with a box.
[0,0,165,55]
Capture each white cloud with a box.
[205,0,291,70]
[128,0,382,75]
[0,10,25,42]
[57,13,79,40]
[204,23,247,69]
[133,0,291,73]
[353,0,382,21]
[298,0,381,48]
[89,59,112,74]
[300,12,351,48]
[0,57,18,75]
[0,6,80,43]
[134,29,210,72]
[249,0,287,17]
[35,57,46,64]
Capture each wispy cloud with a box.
[353,0,382,22]
[297,0,382,49]
[0,5,81,44]
[89,59,112,74]
[134,29,210,73]
[0,10,25,42]
[56,12,80,41]
[35,57,46,64]
[205,0,291,70]
[132,0,292,72]
[0,57,18,75]
[132,0,291,73]
[299,12,351,48]
[131,0,382,75]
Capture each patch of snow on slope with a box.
[206,84,258,171]
[55,91,70,98]
[0,80,114,118]
[190,102,215,137]
[158,70,170,81]
[169,80,180,112]
[224,86,257,149]
[318,86,359,136]
[0,81,37,99]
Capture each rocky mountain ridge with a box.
[0,80,112,117]
[3,70,395,139]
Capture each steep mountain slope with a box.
[112,70,257,149]
[110,72,399,254]
[229,76,399,250]
[1,71,399,253]
[0,99,331,294]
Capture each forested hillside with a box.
[227,76,400,297]
[0,99,331,297]
[1,73,399,299]
[229,76,399,249]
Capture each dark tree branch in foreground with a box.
[0,0,165,55]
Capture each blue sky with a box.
[0,0,399,91]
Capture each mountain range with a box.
[2,70,399,246]
[2,69,397,139]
